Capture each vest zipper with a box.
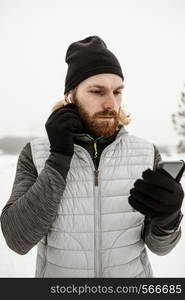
[93,142,99,186]
[93,142,101,277]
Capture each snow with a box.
[0,153,184,277]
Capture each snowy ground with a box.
[0,153,184,277]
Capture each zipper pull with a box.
[94,170,99,186]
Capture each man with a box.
[0,36,184,278]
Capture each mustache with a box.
[93,109,118,118]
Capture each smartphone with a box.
[157,160,185,182]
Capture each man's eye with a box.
[89,90,121,95]
[90,90,102,94]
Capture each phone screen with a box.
[157,160,185,181]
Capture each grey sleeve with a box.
[143,216,182,256]
[0,143,67,255]
[143,144,182,255]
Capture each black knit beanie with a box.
[64,36,124,94]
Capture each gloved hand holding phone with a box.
[128,168,184,229]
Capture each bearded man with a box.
[1,36,184,278]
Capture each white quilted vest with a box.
[31,128,154,277]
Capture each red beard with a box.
[75,101,120,137]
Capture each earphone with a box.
[67,94,72,103]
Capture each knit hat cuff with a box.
[64,65,124,94]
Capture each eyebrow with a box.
[86,84,124,90]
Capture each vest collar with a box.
[73,125,127,145]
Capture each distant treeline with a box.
[0,136,177,155]
[0,136,38,154]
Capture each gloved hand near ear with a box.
[45,103,84,155]
[45,103,84,178]
[128,168,184,230]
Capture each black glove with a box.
[45,103,84,156]
[45,104,84,177]
[128,168,184,228]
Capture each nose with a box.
[103,92,117,110]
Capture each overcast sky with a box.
[0,0,185,146]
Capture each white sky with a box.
[0,0,185,145]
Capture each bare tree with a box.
[172,84,185,153]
